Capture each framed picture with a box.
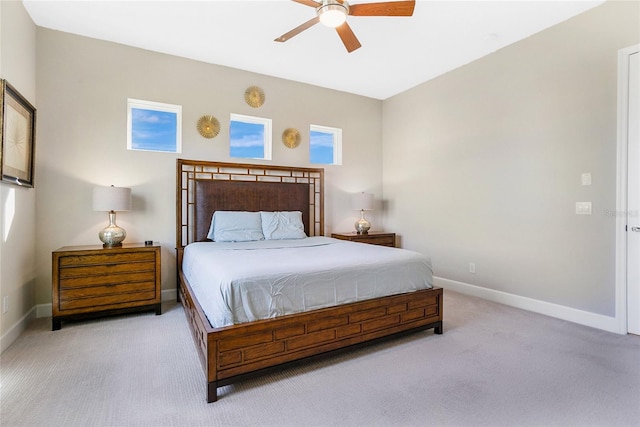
[1,80,36,187]
[127,98,182,153]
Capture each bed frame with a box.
[176,159,443,402]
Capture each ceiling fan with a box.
[274,0,416,53]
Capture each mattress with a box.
[181,236,433,328]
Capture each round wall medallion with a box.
[197,115,220,139]
[244,86,265,108]
[282,128,301,149]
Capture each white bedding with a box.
[182,236,433,328]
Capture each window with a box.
[230,114,272,160]
[310,124,342,165]
[127,98,182,153]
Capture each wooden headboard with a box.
[176,159,324,251]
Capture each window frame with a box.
[127,98,182,153]
[229,113,273,160]
[310,124,342,165]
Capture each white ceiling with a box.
[23,0,605,100]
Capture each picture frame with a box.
[1,80,37,187]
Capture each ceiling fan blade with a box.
[292,0,322,7]
[349,1,415,17]
[335,22,362,53]
[275,17,320,43]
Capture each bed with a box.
[176,159,443,402]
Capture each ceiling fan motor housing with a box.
[317,0,349,27]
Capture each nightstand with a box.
[52,242,161,330]
[331,231,396,247]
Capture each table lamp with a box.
[352,192,374,235]
[93,185,132,247]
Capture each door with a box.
[627,50,640,335]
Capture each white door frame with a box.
[615,44,640,334]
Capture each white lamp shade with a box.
[93,186,132,211]
[351,192,374,211]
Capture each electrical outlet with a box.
[2,296,8,314]
[469,262,476,274]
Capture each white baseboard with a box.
[435,276,623,334]
[161,288,177,302]
[36,303,52,318]
[35,288,178,319]
[1,306,36,354]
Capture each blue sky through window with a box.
[127,99,181,153]
[230,120,265,159]
[310,130,334,164]
[130,108,178,152]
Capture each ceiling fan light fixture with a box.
[318,3,348,28]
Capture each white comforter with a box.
[182,236,433,328]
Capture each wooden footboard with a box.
[179,270,443,402]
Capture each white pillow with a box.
[260,211,307,240]
[207,211,264,242]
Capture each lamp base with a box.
[354,210,371,235]
[101,241,124,248]
[99,211,127,247]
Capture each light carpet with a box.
[1,290,638,427]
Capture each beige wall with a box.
[382,0,640,318]
[0,1,37,348]
[34,29,383,308]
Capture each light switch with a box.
[576,202,592,215]
[581,173,592,186]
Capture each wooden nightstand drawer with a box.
[52,243,162,330]
[59,269,156,288]
[357,235,395,247]
[331,232,396,247]
[59,251,155,267]
[59,261,156,279]
[60,287,157,311]
[60,279,156,299]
